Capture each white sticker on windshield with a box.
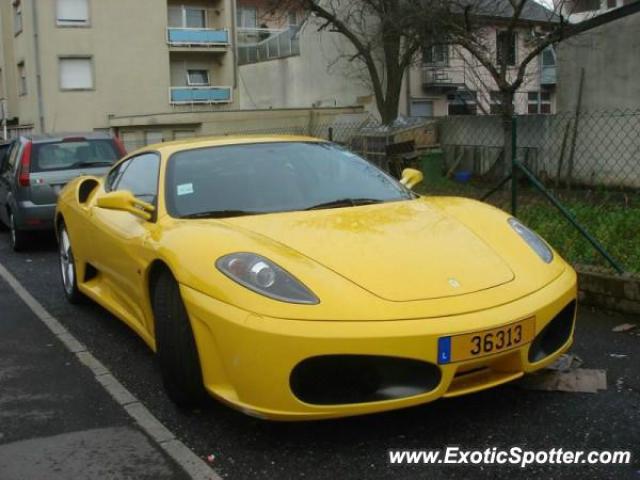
[177,183,194,196]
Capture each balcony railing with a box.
[167,28,229,47]
[170,86,232,104]
[422,66,467,89]
[237,27,300,65]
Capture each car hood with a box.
[223,199,515,302]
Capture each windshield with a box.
[165,142,413,218]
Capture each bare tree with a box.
[266,0,445,124]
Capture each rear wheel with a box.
[152,271,208,408]
[58,223,83,304]
[9,212,29,252]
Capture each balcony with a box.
[237,27,301,66]
[167,28,229,51]
[170,86,232,105]
[422,67,466,91]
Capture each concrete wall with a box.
[556,13,640,112]
[110,106,368,151]
[237,23,376,115]
[0,2,20,125]
[438,112,640,188]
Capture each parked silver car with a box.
[0,132,126,251]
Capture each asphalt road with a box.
[0,230,638,480]
[0,274,191,480]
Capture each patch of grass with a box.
[519,202,640,274]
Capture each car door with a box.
[90,152,161,334]
[0,141,19,226]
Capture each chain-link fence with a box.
[437,110,640,275]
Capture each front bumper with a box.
[182,267,577,420]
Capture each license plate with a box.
[438,317,536,364]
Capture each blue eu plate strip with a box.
[438,337,452,364]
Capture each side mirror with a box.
[96,190,155,220]
[400,168,424,190]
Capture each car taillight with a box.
[18,142,32,187]
[113,137,127,157]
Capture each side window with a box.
[105,159,130,192]
[113,153,160,204]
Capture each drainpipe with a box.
[231,0,238,92]
[2,99,7,140]
[405,64,412,117]
[31,0,45,133]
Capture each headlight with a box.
[216,253,319,305]
[508,218,553,264]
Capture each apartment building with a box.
[560,0,636,22]
[407,4,559,118]
[0,0,238,145]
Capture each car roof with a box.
[22,132,114,143]
[144,134,327,154]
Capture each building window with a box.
[237,6,258,28]
[572,0,601,13]
[288,10,298,27]
[185,7,206,28]
[448,91,477,115]
[57,0,90,26]
[423,45,449,66]
[496,31,516,66]
[59,57,94,90]
[13,1,23,35]
[528,91,552,114]
[17,62,27,96]
[168,6,207,28]
[186,69,210,86]
[489,91,514,115]
[410,100,434,118]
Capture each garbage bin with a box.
[420,149,445,184]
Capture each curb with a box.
[0,262,221,480]
[577,267,640,315]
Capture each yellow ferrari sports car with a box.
[55,136,577,420]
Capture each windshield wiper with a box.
[305,198,384,211]
[181,210,259,219]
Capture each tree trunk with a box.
[380,80,402,125]
[501,90,516,177]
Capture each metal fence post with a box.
[511,115,517,216]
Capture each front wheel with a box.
[58,223,83,304]
[153,271,208,408]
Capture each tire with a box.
[153,271,208,408]
[9,212,29,252]
[57,222,83,304]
